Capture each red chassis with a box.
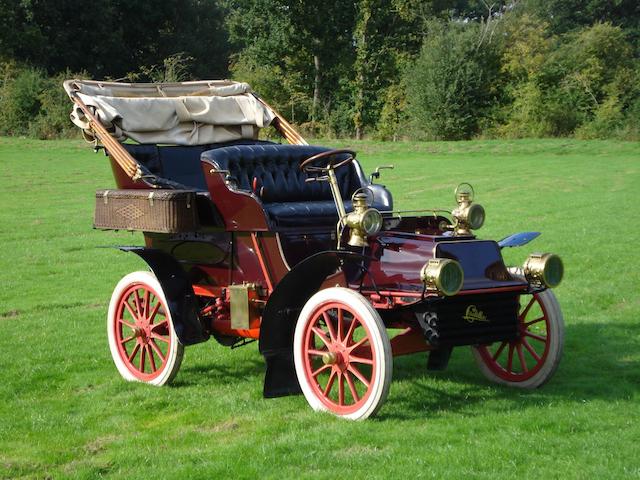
[67,80,565,420]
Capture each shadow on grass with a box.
[151,321,637,420]
[172,358,265,387]
[378,321,640,421]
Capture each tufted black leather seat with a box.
[123,140,275,190]
[201,144,392,227]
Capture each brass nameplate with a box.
[229,284,250,330]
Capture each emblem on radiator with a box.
[463,305,488,323]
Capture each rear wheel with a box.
[472,289,564,388]
[294,288,392,420]
[107,271,184,386]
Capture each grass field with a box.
[0,137,639,479]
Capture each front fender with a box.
[116,247,209,346]
[259,250,367,398]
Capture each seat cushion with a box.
[263,200,344,226]
[263,199,392,227]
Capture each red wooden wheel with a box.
[107,272,183,386]
[473,289,564,388]
[294,288,392,420]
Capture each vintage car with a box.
[64,79,564,419]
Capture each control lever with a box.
[370,165,394,183]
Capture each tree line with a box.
[1,0,638,140]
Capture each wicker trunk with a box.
[94,189,199,233]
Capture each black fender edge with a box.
[259,250,367,398]
[116,246,209,346]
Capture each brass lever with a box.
[370,165,394,182]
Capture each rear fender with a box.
[259,250,367,398]
[116,247,209,346]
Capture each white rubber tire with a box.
[294,287,392,420]
[107,271,184,386]
[472,289,564,389]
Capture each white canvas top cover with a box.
[64,79,275,145]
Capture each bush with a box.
[405,21,502,140]
[0,64,48,136]
[499,20,639,139]
[30,71,87,139]
[0,64,84,139]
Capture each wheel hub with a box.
[133,324,151,343]
[322,351,340,365]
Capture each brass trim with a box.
[322,352,339,365]
[344,192,382,247]
[451,183,485,236]
[229,284,253,329]
[419,258,464,296]
[523,253,563,288]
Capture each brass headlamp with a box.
[523,253,564,288]
[451,183,485,236]
[420,258,464,296]
[345,192,383,247]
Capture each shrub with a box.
[30,70,87,139]
[0,64,48,136]
[406,21,502,140]
[0,64,84,139]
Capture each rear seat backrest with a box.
[122,140,276,191]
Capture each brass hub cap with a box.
[322,351,340,365]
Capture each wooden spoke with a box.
[128,342,141,363]
[323,311,337,342]
[312,364,332,378]
[311,326,331,348]
[506,344,514,372]
[345,371,360,402]
[146,345,157,372]
[516,344,528,372]
[349,355,373,365]
[522,338,541,362]
[347,365,370,388]
[492,341,508,361]
[323,370,337,396]
[519,296,536,321]
[149,339,166,361]
[525,331,547,343]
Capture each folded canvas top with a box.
[64,79,275,146]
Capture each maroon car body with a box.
[65,79,564,419]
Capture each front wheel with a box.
[107,271,184,386]
[472,289,564,388]
[294,288,392,420]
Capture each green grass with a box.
[0,137,639,479]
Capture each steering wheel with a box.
[300,149,356,174]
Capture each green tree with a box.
[0,0,230,79]
[406,21,502,140]
[225,0,356,131]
